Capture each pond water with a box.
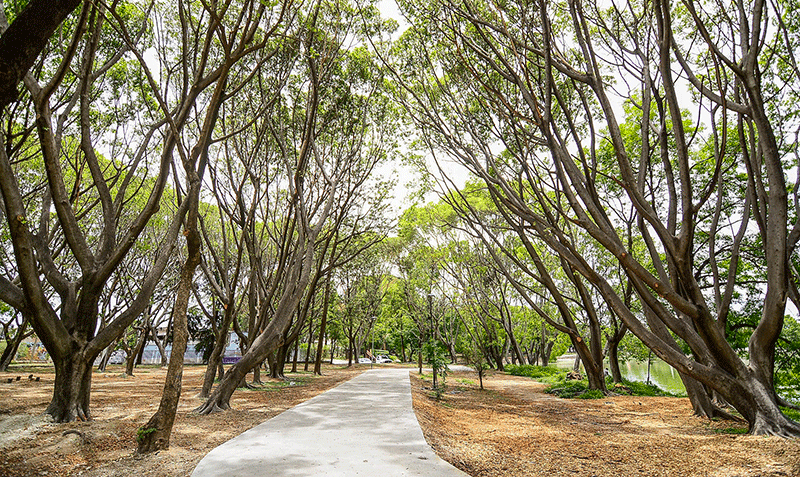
[550,355,687,395]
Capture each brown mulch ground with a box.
[410,370,800,477]
[0,363,365,477]
[2,365,799,476]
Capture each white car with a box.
[358,357,372,364]
[375,355,393,363]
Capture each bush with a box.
[609,378,674,397]
[545,381,590,398]
[577,389,605,399]
[506,364,563,380]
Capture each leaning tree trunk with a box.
[195,241,315,414]
[198,305,235,399]
[195,308,301,414]
[125,328,149,376]
[137,182,202,453]
[0,319,29,371]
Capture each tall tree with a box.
[0,2,194,422]
[391,0,800,435]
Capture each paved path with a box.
[191,368,469,476]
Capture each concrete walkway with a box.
[191,368,469,476]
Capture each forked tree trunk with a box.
[271,344,288,379]
[573,338,607,393]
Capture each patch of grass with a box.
[240,376,312,392]
[545,381,591,398]
[456,378,476,386]
[506,364,564,381]
[713,427,748,435]
[577,389,605,399]
[610,378,676,397]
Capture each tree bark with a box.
[0,0,82,107]
[313,274,332,375]
[46,350,93,422]
[0,317,29,371]
[198,304,235,399]
[137,193,202,452]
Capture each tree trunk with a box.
[125,328,148,376]
[541,340,554,367]
[137,167,203,452]
[400,321,406,363]
[195,275,312,415]
[0,320,29,371]
[313,276,331,375]
[607,341,623,383]
[149,324,168,366]
[96,345,113,373]
[606,325,628,384]
[271,344,288,379]
[291,336,299,373]
[304,316,314,372]
[46,351,94,422]
[198,305,235,399]
[136,240,198,452]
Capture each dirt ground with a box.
[0,363,364,477]
[1,365,799,477]
[411,370,800,477]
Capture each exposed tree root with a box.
[193,401,230,415]
[711,406,746,423]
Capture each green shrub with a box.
[577,389,605,399]
[545,381,590,398]
[609,378,674,397]
[506,364,564,380]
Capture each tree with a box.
[0,2,198,422]
[195,0,394,413]
[391,0,800,435]
[136,0,294,451]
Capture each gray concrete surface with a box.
[190,368,469,476]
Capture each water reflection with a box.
[549,355,687,395]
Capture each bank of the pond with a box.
[550,354,686,395]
